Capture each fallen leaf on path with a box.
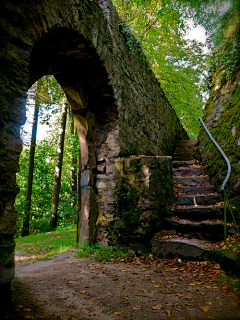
[152,305,162,310]
[154,285,161,288]
[114,312,122,315]
[165,309,171,317]
[206,302,212,306]
[199,306,210,312]
[23,308,31,312]
[80,290,86,294]
[133,305,141,310]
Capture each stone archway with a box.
[28,26,120,245]
[0,0,188,308]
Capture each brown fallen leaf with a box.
[165,309,171,317]
[23,308,31,312]
[80,290,86,294]
[133,305,141,310]
[199,306,210,312]
[206,302,212,306]
[154,285,161,288]
[152,305,162,310]
[114,312,122,315]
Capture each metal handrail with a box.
[199,118,239,243]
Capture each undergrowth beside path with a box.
[15,225,77,263]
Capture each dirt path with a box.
[5,251,240,320]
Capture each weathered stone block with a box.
[96,156,173,248]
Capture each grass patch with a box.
[217,271,240,293]
[76,242,128,262]
[15,224,77,262]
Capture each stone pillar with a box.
[95,156,173,252]
[78,170,97,245]
[0,120,22,311]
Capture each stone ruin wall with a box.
[0,0,188,309]
[196,8,240,213]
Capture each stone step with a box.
[174,176,209,187]
[174,150,196,156]
[151,238,213,260]
[175,147,196,154]
[174,146,197,154]
[173,154,196,161]
[173,167,204,177]
[174,194,222,206]
[164,218,234,241]
[171,206,223,220]
[176,140,197,147]
[172,160,199,168]
[177,186,216,195]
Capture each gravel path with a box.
[6,251,240,320]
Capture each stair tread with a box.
[177,186,216,195]
[173,194,222,206]
[175,194,220,198]
[152,237,214,259]
[166,217,225,225]
[173,205,222,209]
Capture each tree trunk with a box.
[49,100,68,229]
[69,108,78,223]
[77,147,81,244]
[22,100,40,237]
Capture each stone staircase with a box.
[152,140,235,260]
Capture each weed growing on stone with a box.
[217,270,240,292]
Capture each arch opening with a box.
[28,27,119,244]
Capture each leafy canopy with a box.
[112,0,229,138]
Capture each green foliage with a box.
[77,242,128,262]
[15,225,77,260]
[209,3,240,86]
[217,270,240,292]
[113,0,212,138]
[16,76,79,235]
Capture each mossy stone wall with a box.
[96,156,173,253]
[196,7,240,216]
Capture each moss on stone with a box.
[197,5,240,219]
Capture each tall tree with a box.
[21,84,40,237]
[49,99,68,229]
[69,106,78,223]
